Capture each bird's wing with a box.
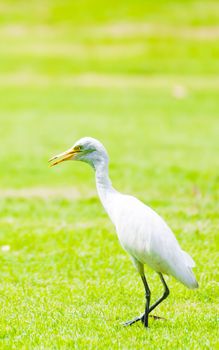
[113,194,198,288]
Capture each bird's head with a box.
[49,137,109,169]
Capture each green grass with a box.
[0,0,219,348]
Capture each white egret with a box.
[49,137,198,328]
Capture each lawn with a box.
[0,0,218,349]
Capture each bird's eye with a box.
[74,145,82,152]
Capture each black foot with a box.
[123,313,144,326]
[123,313,166,326]
[149,314,167,321]
[141,313,149,328]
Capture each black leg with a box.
[124,273,169,327]
[123,273,150,327]
[148,273,169,314]
[141,275,151,328]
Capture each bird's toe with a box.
[123,315,142,326]
[149,314,167,321]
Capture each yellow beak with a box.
[48,148,77,167]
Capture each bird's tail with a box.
[182,250,196,268]
[181,267,199,289]
[175,250,198,289]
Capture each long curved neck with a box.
[94,160,117,217]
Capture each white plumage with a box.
[49,137,198,328]
[106,194,197,288]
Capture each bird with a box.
[49,137,198,328]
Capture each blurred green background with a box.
[0,0,218,348]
